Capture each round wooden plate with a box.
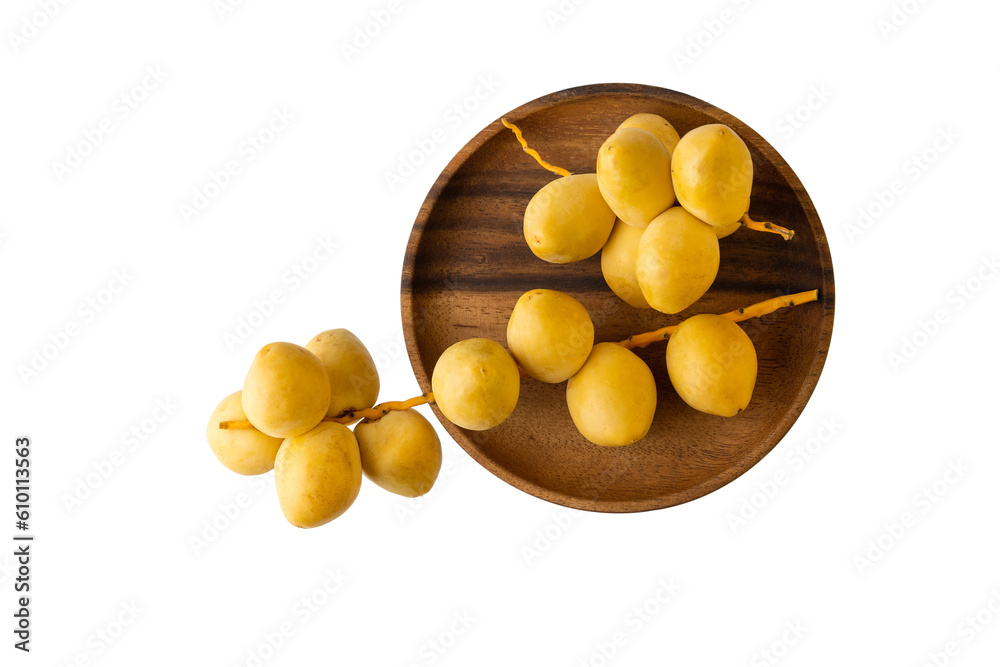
[401,83,835,513]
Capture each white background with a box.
[2,0,999,665]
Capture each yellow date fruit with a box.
[666,314,757,417]
[431,338,520,431]
[671,124,753,227]
[566,343,657,447]
[274,422,362,528]
[523,173,616,263]
[305,328,380,419]
[206,391,283,475]
[635,207,720,314]
[601,219,651,309]
[617,113,681,156]
[354,409,442,498]
[506,289,594,383]
[242,342,331,438]
[596,127,675,228]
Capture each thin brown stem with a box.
[501,118,572,178]
[741,213,795,241]
[342,393,435,424]
[217,420,256,430]
[617,289,819,350]
[218,393,436,431]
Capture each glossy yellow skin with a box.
[206,391,283,475]
[666,314,757,417]
[618,113,681,156]
[431,338,520,430]
[242,342,331,438]
[523,173,616,263]
[635,207,720,314]
[566,343,657,447]
[671,124,752,227]
[714,221,742,239]
[275,422,362,528]
[354,409,442,498]
[596,127,675,228]
[506,289,594,383]
[601,219,651,309]
[305,329,380,419]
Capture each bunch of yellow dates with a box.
[206,330,441,528]
[205,113,814,529]
[431,114,805,448]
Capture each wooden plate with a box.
[401,83,835,513]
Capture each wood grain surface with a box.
[400,83,835,513]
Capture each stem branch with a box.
[742,213,795,241]
[501,118,572,178]
[618,289,819,349]
[218,393,436,431]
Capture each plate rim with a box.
[400,82,836,513]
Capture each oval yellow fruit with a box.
[666,314,757,417]
[206,391,283,475]
[354,409,442,498]
[566,343,657,447]
[596,127,675,228]
[523,173,616,263]
[636,207,720,314]
[242,342,331,438]
[671,124,752,227]
[617,113,681,156]
[305,328,380,419]
[601,219,651,309]
[506,289,594,383]
[431,338,520,431]
[274,422,362,528]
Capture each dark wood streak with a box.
[400,83,836,513]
